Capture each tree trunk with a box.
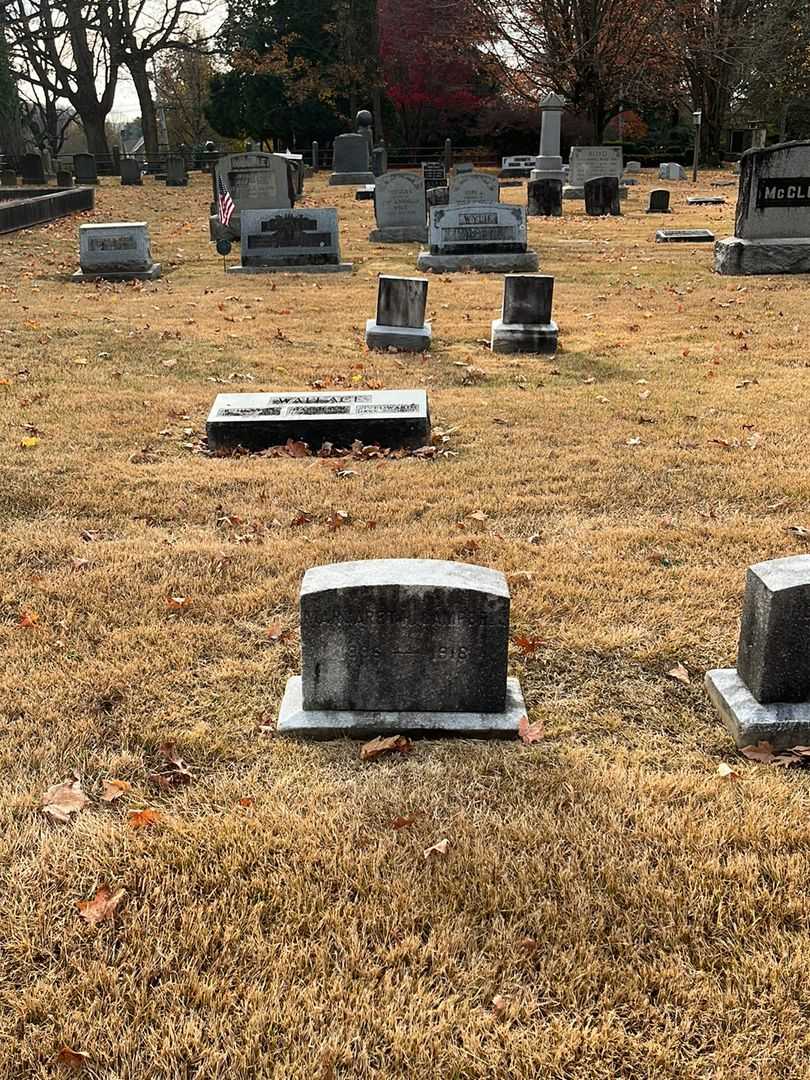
[128,55,159,159]
[81,110,111,158]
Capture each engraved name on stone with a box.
[757,178,810,208]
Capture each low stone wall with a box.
[0,186,94,234]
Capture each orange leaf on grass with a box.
[100,778,131,802]
[518,716,544,745]
[128,808,161,830]
[391,813,420,830]
[360,735,414,761]
[55,1046,89,1071]
[667,662,691,685]
[18,610,39,628]
[76,885,126,926]
[165,596,192,611]
[513,634,545,656]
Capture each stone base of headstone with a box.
[563,184,628,200]
[646,207,671,214]
[498,167,533,179]
[328,171,375,186]
[490,318,558,355]
[365,318,431,352]
[714,236,810,275]
[368,226,427,243]
[278,674,527,738]
[227,262,352,275]
[705,668,810,750]
[355,185,375,200]
[656,229,715,243]
[416,251,539,273]
[623,177,639,186]
[71,263,161,282]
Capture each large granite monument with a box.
[229,208,351,274]
[417,203,538,273]
[531,92,565,183]
[209,153,295,246]
[565,146,625,199]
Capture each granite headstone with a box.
[366,275,431,351]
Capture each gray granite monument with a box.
[658,162,686,181]
[369,171,427,243]
[531,92,565,183]
[278,559,527,737]
[565,146,625,199]
[417,203,538,273]
[21,153,44,185]
[121,158,142,186]
[56,169,74,187]
[73,153,98,185]
[365,276,431,351]
[166,154,188,186]
[706,555,810,748]
[491,274,558,355]
[646,189,671,213]
[329,133,374,186]
[499,155,535,179]
[210,152,294,245]
[229,208,351,274]
[72,222,160,281]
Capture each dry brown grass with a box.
[3,170,810,1079]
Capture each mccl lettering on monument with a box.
[756,178,810,208]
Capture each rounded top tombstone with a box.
[356,109,373,129]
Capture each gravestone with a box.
[166,154,188,186]
[565,146,625,199]
[1,169,16,187]
[527,179,562,217]
[706,555,810,748]
[277,559,527,737]
[584,175,621,216]
[229,208,352,274]
[688,195,725,205]
[329,133,374,186]
[365,275,431,351]
[531,92,565,183]
[417,203,538,273]
[72,222,160,281]
[121,158,142,186]
[56,169,74,188]
[355,184,375,201]
[111,146,121,175]
[422,161,446,190]
[210,152,295,243]
[369,171,427,242]
[625,160,641,173]
[715,141,810,274]
[646,189,671,213]
[655,228,715,243]
[491,274,558,355]
[372,146,388,177]
[73,153,98,185]
[206,389,430,452]
[448,170,500,206]
[21,153,44,185]
[426,185,449,209]
[658,162,686,181]
[279,152,305,195]
[499,155,535,179]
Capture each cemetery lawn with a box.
[4,172,810,1080]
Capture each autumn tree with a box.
[156,40,218,146]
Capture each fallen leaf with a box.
[18,610,39,628]
[165,595,192,610]
[42,778,88,823]
[491,994,509,1017]
[667,662,691,685]
[739,741,778,763]
[238,796,254,807]
[717,762,741,780]
[360,734,414,761]
[76,885,126,925]
[518,715,544,745]
[327,509,350,531]
[513,634,545,656]
[266,622,289,643]
[128,808,162,829]
[55,1046,89,1071]
[20,435,40,448]
[100,778,131,802]
[391,814,420,830]
[424,838,450,859]
[518,936,538,956]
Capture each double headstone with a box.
[365,275,431,352]
[121,158,142,186]
[369,171,427,243]
[417,203,539,273]
[715,141,810,275]
[72,222,160,282]
[706,555,810,748]
[277,559,527,737]
[565,146,625,199]
[584,175,621,216]
[329,133,374,186]
[73,153,98,185]
[646,189,671,213]
[491,274,558,355]
[658,162,686,181]
[166,154,188,186]
[230,208,352,274]
[21,153,44,185]
[527,178,562,217]
[206,389,430,453]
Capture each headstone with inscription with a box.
[565,146,625,199]
[229,208,351,274]
[449,170,499,205]
[426,185,449,210]
[658,162,686,181]
[210,152,295,243]
[422,161,446,191]
[329,133,374,186]
[206,389,430,452]
[21,153,45,185]
[369,171,427,242]
[499,155,535,179]
[491,274,558,355]
[527,178,562,217]
[715,141,810,274]
[166,154,188,186]
[121,158,142,186]
[72,222,160,281]
[584,175,621,216]
[277,558,527,737]
[646,189,671,213]
[418,203,538,272]
[73,153,98,185]
[706,555,810,748]
[365,275,431,351]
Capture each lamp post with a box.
[692,110,702,182]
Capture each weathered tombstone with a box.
[499,155,535,179]
[121,158,142,186]
[422,161,446,190]
[491,274,558,355]
[277,559,527,737]
[565,146,625,199]
[166,154,188,186]
[210,152,295,243]
[365,275,431,351]
[417,203,538,273]
[111,145,121,175]
[279,152,305,196]
[706,555,810,748]
[1,169,16,187]
[229,208,352,274]
[658,162,686,181]
[329,133,374,186]
[688,195,726,205]
[312,140,320,171]
[448,170,500,206]
[426,185,449,209]
[21,153,44,185]
[584,175,621,216]
[715,141,810,275]
[73,153,98,185]
[527,178,562,217]
[531,92,565,182]
[206,389,430,452]
[646,189,671,213]
[369,171,427,242]
[372,145,388,177]
[655,228,715,243]
[355,184,375,201]
[72,222,160,281]
[625,160,641,173]
[56,169,74,188]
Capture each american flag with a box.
[217,173,234,227]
